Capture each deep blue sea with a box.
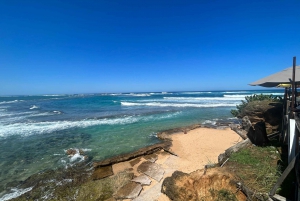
[0,90,284,199]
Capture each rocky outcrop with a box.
[239,100,282,134]
[162,168,247,201]
[92,165,114,180]
[93,142,171,168]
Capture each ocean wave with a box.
[64,148,91,163]
[29,105,39,110]
[163,97,245,101]
[0,100,23,105]
[0,187,33,201]
[223,94,251,98]
[42,94,65,97]
[222,91,248,94]
[121,102,237,108]
[0,111,34,118]
[202,120,217,125]
[141,111,182,121]
[0,116,139,137]
[179,92,212,94]
[126,93,151,97]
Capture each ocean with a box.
[0,89,284,200]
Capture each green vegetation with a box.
[230,94,283,117]
[208,188,238,201]
[227,140,282,196]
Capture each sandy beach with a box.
[167,127,242,173]
[111,126,243,200]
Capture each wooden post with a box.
[291,56,296,113]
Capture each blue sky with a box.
[1,0,300,95]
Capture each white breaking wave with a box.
[0,187,33,201]
[222,91,248,94]
[29,105,39,110]
[126,93,151,97]
[64,148,91,163]
[223,94,251,98]
[163,97,245,101]
[0,116,139,137]
[42,94,64,97]
[0,100,22,105]
[121,102,237,108]
[141,111,182,121]
[180,92,212,94]
[202,120,217,125]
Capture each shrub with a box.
[231,94,283,117]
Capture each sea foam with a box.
[29,105,39,109]
[0,187,33,201]
[0,116,139,137]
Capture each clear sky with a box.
[1,0,300,95]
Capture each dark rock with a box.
[93,142,171,168]
[79,149,85,155]
[66,148,77,156]
[92,165,113,180]
[247,122,269,146]
[143,153,158,163]
[114,181,142,199]
[129,158,141,167]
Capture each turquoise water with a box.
[0,90,284,199]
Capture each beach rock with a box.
[162,168,247,201]
[143,153,158,162]
[137,161,164,182]
[130,158,141,167]
[93,142,171,168]
[92,165,113,180]
[66,148,77,156]
[131,174,151,185]
[114,181,142,199]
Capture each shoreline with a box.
[93,122,237,168]
[93,124,242,200]
[3,123,242,200]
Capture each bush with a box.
[231,94,283,117]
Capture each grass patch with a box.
[227,140,283,194]
[208,188,238,201]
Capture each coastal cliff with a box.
[238,100,282,134]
